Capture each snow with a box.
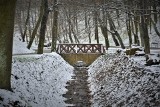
[13,33,35,55]
[0,33,74,107]
[0,89,27,106]
[88,53,160,107]
[12,53,73,107]
[0,53,74,107]
[85,30,160,106]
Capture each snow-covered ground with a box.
[0,53,73,107]
[88,53,160,107]
[13,32,35,55]
[0,53,74,107]
[0,33,74,106]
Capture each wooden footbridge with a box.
[56,44,105,66]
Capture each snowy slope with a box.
[11,53,73,107]
[13,31,35,54]
[88,54,160,107]
[0,53,74,107]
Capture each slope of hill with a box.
[89,54,160,107]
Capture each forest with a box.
[14,0,160,52]
[0,0,160,107]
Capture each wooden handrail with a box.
[56,44,105,54]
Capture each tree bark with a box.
[94,10,99,44]
[94,0,99,44]
[0,0,16,90]
[85,15,91,43]
[126,19,132,47]
[37,0,49,54]
[51,0,59,52]
[139,22,144,47]
[133,16,139,45]
[140,0,150,54]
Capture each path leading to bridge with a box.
[63,67,92,107]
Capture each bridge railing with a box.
[56,44,105,54]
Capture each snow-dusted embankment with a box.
[88,54,160,107]
[0,53,73,107]
[13,34,35,54]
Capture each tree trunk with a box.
[51,0,58,52]
[94,10,99,44]
[116,9,120,27]
[22,0,31,42]
[37,0,49,54]
[114,31,125,49]
[104,14,109,50]
[68,21,73,43]
[139,22,144,47]
[85,12,88,29]
[98,15,109,49]
[86,15,91,43]
[108,13,125,48]
[17,10,24,41]
[140,0,150,54]
[133,16,139,45]
[109,22,119,46]
[27,0,44,49]
[126,19,132,47]
[151,18,160,38]
[107,16,119,46]
[71,12,79,44]
[153,2,157,23]
[0,0,16,90]
[100,26,109,49]
[71,23,80,43]
[67,12,73,43]
[142,21,150,54]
